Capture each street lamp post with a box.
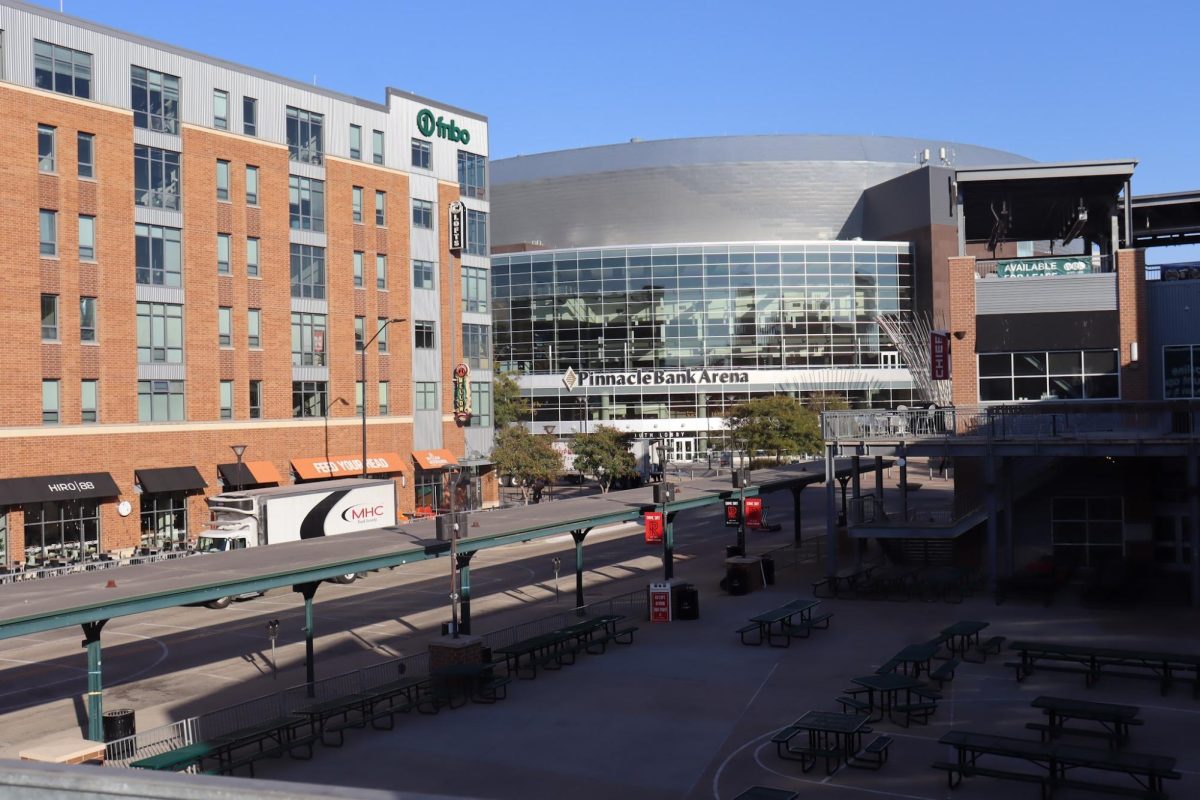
[230,444,248,492]
[360,318,406,478]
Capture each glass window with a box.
[415,320,436,349]
[219,380,233,418]
[469,381,491,427]
[138,380,185,421]
[245,165,259,205]
[376,317,389,353]
[249,380,262,419]
[457,151,486,199]
[130,65,178,132]
[77,132,94,178]
[463,324,490,369]
[25,500,101,564]
[246,237,260,277]
[80,296,96,342]
[465,209,488,256]
[290,244,326,299]
[412,199,433,229]
[218,306,232,346]
[372,130,384,164]
[216,159,230,201]
[243,96,257,136]
[213,89,229,129]
[291,312,327,366]
[134,145,181,210]
[411,138,431,169]
[376,254,388,289]
[286,106,324,165]
[349,124,362,160]
[135,224,182,286]
[139,491,188,548]
[81,380,97,423]
[41,294,58,340]
[977,349,1119,403]
[288,176,324,231]
[462,266,488,313]
[378,382,389,415]
[37,40,92,99]
[247,308,261,348]
[352,186,363,223]
[42,379,59,423]
[1164,346,1194,398]
[353,251,364,288]
[136,302,184,363]
[39,209,57,256]
[416,381,437,410]
[354,316,364,350]
[414,259,435,290]
[292,381,327,418]
[78,215,95,260]
[217,233,231,273]
[355,380,364,415]
[375,191,386,226]
[38,124,55,172]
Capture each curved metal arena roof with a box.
[491,134,1033,249]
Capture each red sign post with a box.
[644,511,664,543]
[930,329,952,381]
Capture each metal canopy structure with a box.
[1125,190,1200,248]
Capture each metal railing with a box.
[1,549,199,586]
[104,717,200,768]
[478,587,649,654]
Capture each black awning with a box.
[0,472,120,506]
[217,462,255,487]
[135,466,207,494]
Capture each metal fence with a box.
[1,549,199,586]
[104,717,200,768]
[478,588,649,654]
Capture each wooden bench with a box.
[848,734,892,770]
[736,623,763,646]
[965,635,1007,663]
[929,657,960,688]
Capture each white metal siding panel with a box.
[412,409,441,450]
[975,273,1117,315]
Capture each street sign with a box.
[930,329,951,381]
[644,511,664,543]
[649,582,671,623]
[448,201,465,253]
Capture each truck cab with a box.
[195,495,260,552]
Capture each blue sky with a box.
[36,1,1200,196]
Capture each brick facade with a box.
[1116,248,1150,401]
[946,256,978,407]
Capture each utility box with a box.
[653,482,676,504]
[649,582,672,623]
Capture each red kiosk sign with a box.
[644,511,664,543]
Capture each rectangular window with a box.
[245,165,259,205]
[372,130,384,164]
[376,254,388,289]
[1164,346,1200,399]
[36,40,92,99]
[978,349,1121,402]
[246,237,260,277]
[249,380,262,419]
[349,124,362,160]
[352,186,363,223]
[415,320,436,349]
[138,380,185,421]
[354,316,364,350]
[247,308,261,348]
[292,381,327,418]
[413,259,435,290]
[217,233,231,273]
[134,145,181,209]
[135,224,182,286]
[411,138,431,169]
[243,96,257,136]
[77,132,94,178]
[130,66,178,132]
[291,312,327,366]
[288,175,325,231]
[136,302,184,364]
[218,306,232,347]
[412,198,433,229]
[378,382,389,415]
[39,209,57,256]
[213,89,229,130]
[376,318,389,353]
[41,294,58,340]
[355,381,364,415]
[286,106,324,165]
[42,380,59,424]
[353,251,364,288]
[375,191,386,226]
[38,124,55,172]
[469,381,491,427]
[80,296,96,342]
[78,215,96,260]
[1052,496,1124,568]
[463,323,491,370]
[458,150,487,199]
[81,380,98,423]
[416,381,437,410]
[219,380,233,419]
[290,244,326,299]
[462,265,488,313]
[465,208,488,256]
[216,159,230,201]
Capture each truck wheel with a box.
[205,596,232,609]
[335,573,357,585]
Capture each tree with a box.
[724,395,823,463]
[491,426,561,505]
[571,426,638,493]
[492,371,530,428]
[805,391,849,413]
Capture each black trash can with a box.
[726,566,748,596]
[760,555,776,586]
[726,544,744,559]
[676,585,700,620]
[102,708,136,742]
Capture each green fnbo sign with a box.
[996,257,1094,278]
[416,108,470,145]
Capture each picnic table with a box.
[1029,695,1143,748]
[775,710,871,774]
[495,614,627,678]
[747,599,823,647]
[849,673,924,723]
[813,565,875,598]
[130,716,306,774]
[888,642,940,678]
[940,620,989,656]
[855,566,920,600]
[1009,640,1200,696]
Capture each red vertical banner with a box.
[644,511,664,543]
[930,329,952,381]
[744,496,764,528]
[724,499,741,527]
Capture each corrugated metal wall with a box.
[976,273,1117,315]
[1147,279,1200,399]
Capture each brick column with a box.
[428,635,483,672]
[1116,249,1150,400]
[947,256,978,408]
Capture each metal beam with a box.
[571,529,589,612]
[294,582,319,698]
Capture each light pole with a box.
[360,317,406,478]
[324,396,348,467]
[230,443,247,492]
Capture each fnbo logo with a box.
[416,108,470,145]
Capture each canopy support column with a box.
[81,619,108,742]
[294,581,320,697]
[571,528,591,613]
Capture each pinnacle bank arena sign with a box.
[574,368,751,388]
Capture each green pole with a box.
[294,583,319,698]
[81,620,107,742]
[663,512,675,580]
[571,529,587,613]
[457,553,473,634]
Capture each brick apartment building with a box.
[0,1,495,567]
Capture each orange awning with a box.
[246,461,283,484]
[412,449,459,470]
[291,452,405,480]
